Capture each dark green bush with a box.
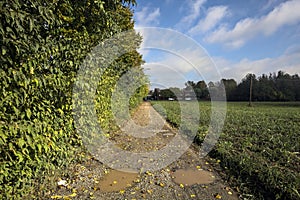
[0,0,147,198]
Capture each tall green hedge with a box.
[0,0,147,198]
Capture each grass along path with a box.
[151,101,300,200]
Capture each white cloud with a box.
[143,62,190,89]
[175,0,207,30]
[206,0,300,48]
[189,6,229,34]
[143,49,217,88]
[135,27,222,88]
[215,51,300,82]
[145,48,300,88]
[135,7,160,27]
[284,44,300,54]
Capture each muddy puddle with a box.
[172,169,215,186]
[98,169,139,192]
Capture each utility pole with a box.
[249,75,253,107]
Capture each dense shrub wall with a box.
[0,0,147,198]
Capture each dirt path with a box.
[49,102,239,200]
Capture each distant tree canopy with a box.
[151,71,300,101]
[232,71,300,101]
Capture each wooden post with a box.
[249,75,253,107]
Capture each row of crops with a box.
[151,101,300,200]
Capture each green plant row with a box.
[151,101,300,200]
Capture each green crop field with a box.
[151,101,300,200]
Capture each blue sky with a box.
[132,0,300,88]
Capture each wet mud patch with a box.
[172,169,215,186]
[98,169,139,192]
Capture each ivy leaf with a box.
[29,18,34,32]
[26,109,32,119]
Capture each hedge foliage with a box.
[0,0,148,198]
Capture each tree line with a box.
[149,71,300,101]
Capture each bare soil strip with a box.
[49,102,239,200]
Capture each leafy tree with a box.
[155,71,299,102]
[160,89,174,100]
[256,74,277,101]
[169,87,182,97]
[185,80,196,88]
[195,80,209,99]
[292,74,300,101]
[233,74,257,101]
[221,79,237,101]
[274,71,295,101]
[231,71,299,101]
